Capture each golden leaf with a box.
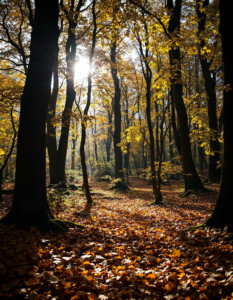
[87,292,97,300]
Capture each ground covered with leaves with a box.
[0,177,233,300]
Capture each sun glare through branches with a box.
[74,57,90,81]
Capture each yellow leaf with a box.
[146,273,156,280]
[171,248,181,257]
[86,275,93,281]
[224,84,232,93]
[87,292,97,300]
[178,272,186,278]
[164,282,176,292]
[60,279,72,288]
[67,269,73,276]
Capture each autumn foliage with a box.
[1,178,233,299]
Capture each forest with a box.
[0,0,233,299]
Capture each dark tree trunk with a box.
[70,122,77,182]
[167,0,204,192]
[202,0,233,231]
[0,170,2,203]
[47,0,83,185]
[46,43,63,183]
[80,0,96,203]
[168,105,174,162]
[111,40,123,182]
[106,112,113,163]
[196,0,221,182]
[124,88,130,184]
[71,135,76,171]
[198,145,204,172]
[154,102,159,162]
[170,88,182,158]
[137,17,162,203]
[0,0,63,231]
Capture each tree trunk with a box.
[167,0,204,192]
[0,0,63,231]
[155,102,159,162]
[0,170,2,203]
[196,0,221,182]
[111,40,123,182]
[170,88,182,158]
[106,112,113,166]
[80,0,96,203]
[47,0,83,185]
[202,0,233,231]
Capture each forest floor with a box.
[0,177,233,300]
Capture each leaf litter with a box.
[0,177,233,299]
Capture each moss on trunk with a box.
[0,209,84,232]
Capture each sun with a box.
[74,57,90,81]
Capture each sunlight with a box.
[74,57,90,81]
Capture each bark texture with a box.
[203,0,233,231]
[196,0,221,182]
[1,0,62,231]
[80,0,96,203]
[167,0,204,192]
[111,40,123,182]
[47,0,83,184]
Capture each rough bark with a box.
[0,0,64,231]
[201,0,233,231]
[111,40,123,182]
[137,19,161,204]
[196,0,221,182]
[47,0,83,185]
[106,111,113,163]
[167,0,204,192]
[80,0,96,203]
[170,88,182,158]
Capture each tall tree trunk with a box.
[46,42,62,183]
[111,40,123,182]
[47,0,83,185]
[200,0,233,231]
[168,93,174,162]
[170,88,182,158]
[155,101,160,162]
[196,0,221,182]
[167,0,204,192]
[0,170,2,203]
[0,0,63,231]
[70,121,77,182]
[106,111,113,164]
[80,0,96,203]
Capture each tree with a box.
[111,37,124,186]
[197,0,233,231]
[47,0,86,185]
[80,0,97,203]
[166,0,204,193]
[0,0,71,231]
[196,0,221,183]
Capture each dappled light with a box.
[1,178,233,299]
[0,0,233,299]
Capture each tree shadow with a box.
[73,202,93,219]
